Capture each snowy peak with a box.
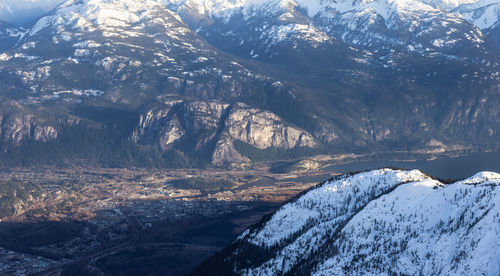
[1,0,499,52]
[455,0,500,29]
[17,0,208,67]
[164,0,496,59]
[170,0,438,18]
[198,169,500,275]
[0,0,238,101]
[244,169,430,247]
[459,171,500,184]
[1,0,301,114]
[0,0,498,31]
[30,0,182,36]
[422,0,480,9]
[167,0,483,25]
[0,0,65,26]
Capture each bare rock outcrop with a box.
[0,101,58,146]
[132,100,317,166]
[211,137,251,167]
[226,103,316,149]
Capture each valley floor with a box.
[0,150,499,275]
[0,165,328,275]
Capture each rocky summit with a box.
[0,0,499,167]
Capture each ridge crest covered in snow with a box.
[198,168,500,276]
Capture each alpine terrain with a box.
[195,168,500,275]
[0,0,499,167]
[0,1,499,275]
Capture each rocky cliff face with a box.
[0,0,499,167]
[225,103,317,150]
[0,101,58,147]
[211,136,251,167]
[132,100,317,166]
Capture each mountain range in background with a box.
[0,0,499,168]
[0,3,499,274]
[0,0,63,26]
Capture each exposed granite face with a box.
[225,103,316,149]
[157,115,185,151]
[31,125,58,142]
[132,100,182,150]
[0,102,58,146]
[180,101,230,132]
[211,136,251,167]
[132,100,317,166]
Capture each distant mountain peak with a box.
[0,0,66,26]
[0,0,499,167]
[29,0,177,35]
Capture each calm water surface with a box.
[325,152,500,180]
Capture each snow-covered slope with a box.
[164,0,499,62]
[0,0,65,26]
[0,0,499,55]
[167,0,497,25]
[0,0,499,166]
[422,0,480,9]
[455,0,500,29]
[0,0,279,102]
[196,169,500,275]
[455,0,500,43]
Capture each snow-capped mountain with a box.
[1,0,279,102]
[196,169,500,275]
[422,0,479,9]
[455,0,500,29]
[2,0,499,46]
[166,0,500,56]
[0,0,499,167]
[0,0,338,166]
[456,0,500,43]
[1,0,499,63]
[0,0,65,26]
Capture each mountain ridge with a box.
[194,168,500,275]
[0,0,499,167]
